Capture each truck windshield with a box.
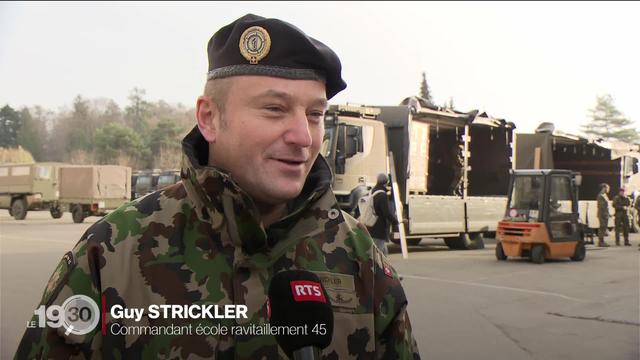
[137,176,152,185]
[158,175,176,186]
[508,175,544,212]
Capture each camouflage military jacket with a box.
[597,192,610,219]
[612,195,630,214]
[16,127,420,360]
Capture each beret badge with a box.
[239,26,271,64]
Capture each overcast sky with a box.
[1,1,638,135]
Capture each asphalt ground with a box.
[1,210,639,359]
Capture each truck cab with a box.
[323,105,387,212]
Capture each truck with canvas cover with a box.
[322,97,515,250]
[0,162,66,220]
[57,165,131,223]
[516,123,640,233]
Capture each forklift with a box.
[496,169,586,264]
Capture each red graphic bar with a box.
[101,294,106,336]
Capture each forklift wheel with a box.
[531,245,545,264]
[570,242,586,262]
[495,242,507,261]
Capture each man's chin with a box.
[263,181,305,203]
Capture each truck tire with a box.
[407,238,422,246]
[570,241,586,262]
[50,206,63,219]
[444,233,484,250]
[11,198,28,220]
[495,242,507,260]
[630,208,639,233]
[470,232,485,249]
[531,244,545,264]
[72,205,85,224]
[444,236,467,250]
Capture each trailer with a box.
[57,165,132,223]
[323,98,515,250]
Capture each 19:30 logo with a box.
[34,295,100,335]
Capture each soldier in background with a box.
[449,142,464,196]
[597,183,611,247]
[16,14,420,359]
[636,197,640,249]
[612,188,631,246]
[367,174,400,255]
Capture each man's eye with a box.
[308,111,325,121]
[265,106,285,113]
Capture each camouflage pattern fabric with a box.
[15,126,421,360]
[612,194,630,243]
[597,191,610,241]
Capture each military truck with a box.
[0,162,66,220]
[515,123,640,233]
[156,169,181,191]
[56,165,132,223]
[323,98,515,250]
[132,169,161,200]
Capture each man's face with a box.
[200,76,327,206]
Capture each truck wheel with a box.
[630,209,639,233]
[570,241,586,262]
[72,205,85,223]
[531,244,545,264]
[444,233,483,250]
[495,242,507,260]
[11,198,28,220]
[407,239,422,246]
[444,235,467,250]
[470,233,485,249]
[50,206,63,219]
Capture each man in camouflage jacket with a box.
[15,14,420,360]
[597,183,611,247]
[612,188,631,246]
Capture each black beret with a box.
[207,14,346,99]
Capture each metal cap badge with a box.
[239,26,271,64]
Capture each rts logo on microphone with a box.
[290,280,326,303]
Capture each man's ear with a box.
[196,96,219,143]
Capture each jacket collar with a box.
[180,126,334,255]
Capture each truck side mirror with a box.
[345,126,362,158]
[574,174,582,186]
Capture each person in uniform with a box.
[449,142,464,196]
[597,183,611,247]
[612,187,631,246]
[636,196,640,248]
[15,14,420,359]
[367,174,400,255]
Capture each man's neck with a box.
[256,203,288,228]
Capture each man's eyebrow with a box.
[250,89,327,107]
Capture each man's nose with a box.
[283,110,313,147]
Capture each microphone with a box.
[268,270,334,360]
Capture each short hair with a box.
[203,78,232,116]
[376,173,388,186]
